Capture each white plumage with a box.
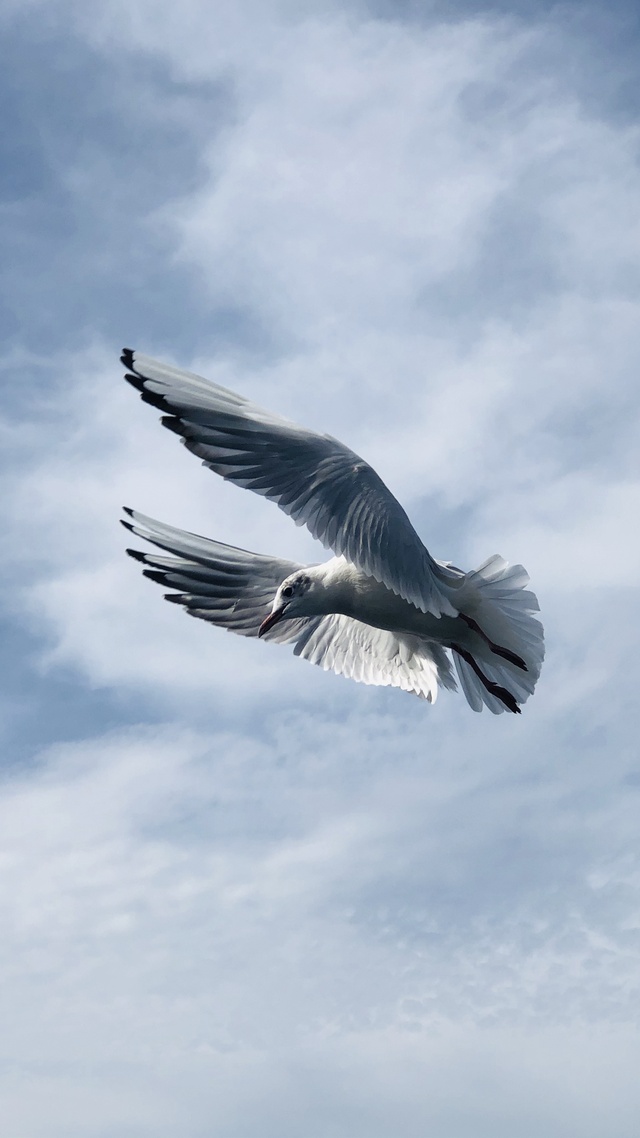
[122,350,544,714]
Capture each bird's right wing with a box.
[123,511,456,702]
[121,510,309,644]
[123,350,463,617]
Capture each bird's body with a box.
[122,350,544,713]
[271,557,474,645]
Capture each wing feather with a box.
[123,350,461,617]
[123,510,456,701]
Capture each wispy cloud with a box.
[1,711,640,1134]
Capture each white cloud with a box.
[1,716,640,1135]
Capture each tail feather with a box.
[455,653,486,713]
[454,554,544,714]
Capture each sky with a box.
[1,0,640,1134]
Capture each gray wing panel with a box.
[121,509,312,643]
[123,350,461,617]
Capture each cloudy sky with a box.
[2,0,640,1134]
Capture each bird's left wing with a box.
[123,511,456,702]
[122,350,462,617]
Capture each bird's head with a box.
[258,570,322,637]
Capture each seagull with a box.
[121,350,544,714]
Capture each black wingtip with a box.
[161,415,185,435]
[124,371,146,395]
[121,520,134,534]
[143,569,170,584]
[126,547,147,563]
[123,378,173,412]
[122,506,134,517]
[121,349,148,394]
[164,592,186,605]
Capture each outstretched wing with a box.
[123,510,456,702]
[121,510,308,644]
[123,350,462,617]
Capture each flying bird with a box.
[121,350,544,713]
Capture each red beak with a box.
[258,605,286,638]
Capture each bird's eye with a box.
[282,585,294,598]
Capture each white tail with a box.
[452,555,545,714]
